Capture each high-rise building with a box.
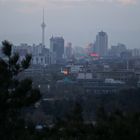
[65,42,73,60]
[95,31,108,57]
[50,36,64,63]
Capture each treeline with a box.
[34,104,140,140]
[41,88,140,121]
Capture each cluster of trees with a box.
[30,104,140,140]
[0,41,41,140]
[1,41,140,140]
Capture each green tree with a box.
[0,41,41,140]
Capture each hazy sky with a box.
[0,0,140,48]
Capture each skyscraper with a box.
[95,31,108,57]
[65,42,73,60]
[50,36,64,63]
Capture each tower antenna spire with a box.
[41,8,46,47]
[43,8,45,23]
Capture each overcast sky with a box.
[0,0,140,48]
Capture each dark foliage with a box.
[41,104,140,140]
[0,41,41,140]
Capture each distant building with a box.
[96,70,136,84]
[77,73,93,80]
[32,47,50,66]
[76,78,126,94]
[73,46,86,59]
[65,64,83,74]
[13,43,31,61]
[85,43,94,55]
[131,48,140,57]
[65,42,73,60]
[120,50,132,59]
[50,36,64,64]
[13,43,50,66]
[94,31,108,57]
[109,43,127,57]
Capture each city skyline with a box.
[0,0,140,48]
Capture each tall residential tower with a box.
[50,36,64,64]
[95,31,108,57]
